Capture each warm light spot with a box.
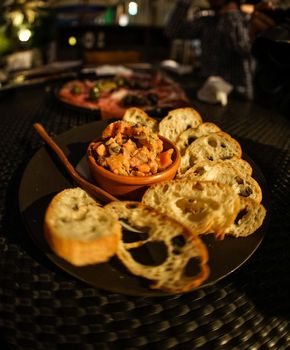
[241,4,254,14]
[128,1,138,16]
[68,36,77,46]
[119,14,129,26]
[12,12,24,26]
[18,28,31,42]
[14,74,25,83]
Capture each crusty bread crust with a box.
[44,227,121,266]
[159,107,203,142]
[44,188,121,266]
[142,180,240,238]
[225,197,266,238]
[123,107,159,132]
[105,201,209,293]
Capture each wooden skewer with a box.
[33,122,119,204]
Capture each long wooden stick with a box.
[33,123,118,203]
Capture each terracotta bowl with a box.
[87,136,181,200]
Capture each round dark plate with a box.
[53,76,191,119]
[18,121,269,297]
[54,82,102,116]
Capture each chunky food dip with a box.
[90,121,174,176]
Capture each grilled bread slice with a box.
[159,107,203,142]
[44,188,121,266]
[178,131,242,176]
[176,122,221,155]
[179,160,262,203]
[105,201,209,293]
[123,107,159,132]
[142,180,240,238]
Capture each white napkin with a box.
[197,76,233,106]
[160,60,193,75]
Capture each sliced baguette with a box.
[179,161,262,203]
[176,122,221,155]
[105,201,209,293]
[223,157,252,176]
[123,107,158,132]
[159,107,203,142]
[142,180,240,238]
[44,188,121,266]
[178,131,242,176]
[224,197,266,238]
[195,157,252,177]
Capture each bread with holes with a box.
[178,131,242,176]
[104,201,209,293]
[179,157,252,177]
[179,160,262,203]
[142,180,240,238]
[224,197,266,238]
[223,157,252,176]
[176,122,221,155]
[44,187,121,266]
[123,107,158,132]
[159,107,203,142]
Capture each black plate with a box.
[19,121,268,296]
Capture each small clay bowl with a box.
[87,136,181,200]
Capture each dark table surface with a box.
[0,72,289,349]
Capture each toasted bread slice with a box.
[224,197,266,238]
[178,131,242,175]
[44,188,121,266]
[142,180,240,238]
[176,122,221,155]
[179,161,262,203]
[123,107,159,132]
[159,107,203,142]
[105,201,209,293]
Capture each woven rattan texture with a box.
[0,84,290,349]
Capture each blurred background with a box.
[0,0,206,69]
[0,0,259,73]
[0,0,289,111]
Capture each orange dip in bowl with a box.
[87,121,180,199]
[90,121,174,177]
